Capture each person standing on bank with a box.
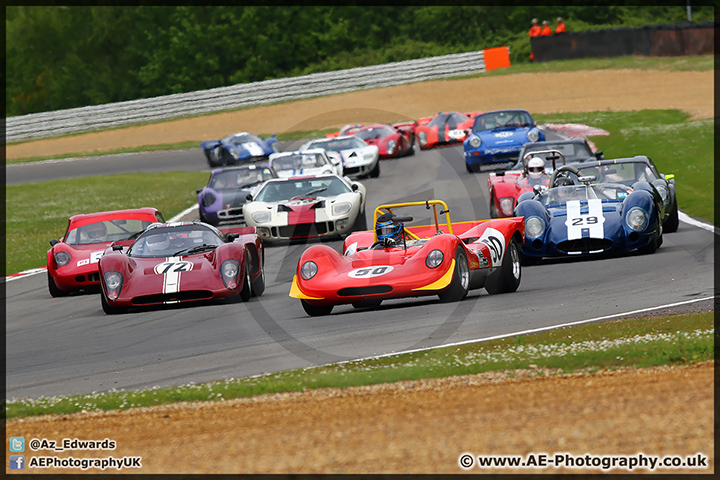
[541,20,552,36]
[555,17,566,34]
[528,18,541,61]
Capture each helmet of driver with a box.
[527,157,545,179]
[145,233,170,252]
[375,213,402,243]
[85,222,107,241]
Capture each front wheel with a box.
[663,202,679,233]
[438,248,469,303]
[251,266,265,297]
[369,161,380,178]
[47,271,69,297]
[465,162,479,173]
[301,300,333,316]
[101,292,127,315]
[239,265,252,301]
[638,234,659,255]
[485,239,521,294]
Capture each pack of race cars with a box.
[46,109,680,316]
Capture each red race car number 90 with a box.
[347,265,394,278]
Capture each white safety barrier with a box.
[7,50,487,142]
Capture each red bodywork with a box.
[46,208,163,295]
[98,224,263,310]
[415,111,482,149]
[327,123,416,158]
[487,172,550,218]
[291,201,524,309]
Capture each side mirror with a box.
[112,244,123,251]
[351,183,359,191]
[226,233,240,242]
[595,151,604,160]
[532,185,543,195]
[246,194,253,201]
[196,188,202,194]
[50,239,59,247]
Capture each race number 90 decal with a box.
[347,265,394,278]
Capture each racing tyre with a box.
[485,239,521,294]
[369,161,380,178]
[438,248,469,303]
[101,292,127,315]
[251,266,265,297]
[465,162,479,173]
[520,252,542,266]
[239,266,252,302]
[301,300,333,316]
[638,234,659,255]
[47,271,69,297]
[663,202,679,233]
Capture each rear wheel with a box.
[101,292,127,315]
[301,300,333,316]
[438,248,469,302]
[485,239,521,294]
[47,271,69,297]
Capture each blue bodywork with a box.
[197,164,275,226]
[201,132,279,167]
[464,109,545,172]
[515,181,663,262]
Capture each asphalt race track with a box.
[6,138,715,400]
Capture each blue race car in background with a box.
[196,164,276,226]
[201,131,279,168]
[515,164,664,265]
[463,109,545,173]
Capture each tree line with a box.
[6,6,712,117]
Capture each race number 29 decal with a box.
[565,199,605,240]
[348,265,394,279]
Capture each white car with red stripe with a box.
[242,174,367,242]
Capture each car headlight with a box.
[425,249,444,268]
[626,207,648,231]
[332,202,352,216]
[386,140,396,155]
[525,216,545,238]
[499,197,515,217]
[54,251,71,267]
[103,270,123,300]
[656,185,669,205]
[527,130,540,142]
[252,211,271,223]
[418,131,427,146]
[469,136,482,148]
[202,192,216,207]
[221,259,240,290]
[300,260,318,280]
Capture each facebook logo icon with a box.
[10,455,25,470]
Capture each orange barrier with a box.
[483,46,511,71]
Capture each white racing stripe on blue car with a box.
[565,199,604,241]
[245,142,265,157]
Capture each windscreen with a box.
[65,219,154,245]
[254,177,350,202]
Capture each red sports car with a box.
[415,111,482,150]
[46,208,164,297]
[289,199,524,316]
[353,123,416,159]
[97,222,264,314]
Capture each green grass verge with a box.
[6,109,712,275]
[5,311,712,419]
